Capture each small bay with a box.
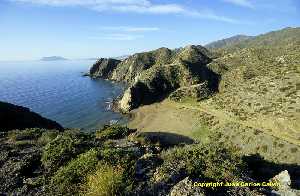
[0,60,126,130]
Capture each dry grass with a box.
[81,163,124,196]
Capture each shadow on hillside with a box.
[243,154,300,189]
[182,60,221,92]
[129,60,221,110]
[134,131,194,148]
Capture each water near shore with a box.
[0,60,126,130]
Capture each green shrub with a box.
[96,125,135,140]
[81,163,124,196]
[100,147,137,166]
[290,147,298,153]
[8,128,45,142]
[261,145,268,153]
[160,141,244,181]
[41,131,88,172]
[49,149,99,195]
[278,143,285,148]
[37,130,60,146]
[99,147,138,193]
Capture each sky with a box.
[0,0,299,61]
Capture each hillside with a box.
[206,27,300,145]
[205,34,253,49]
[90,45,217,112]
[211,27,300,54]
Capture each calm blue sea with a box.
[0,60,126,130]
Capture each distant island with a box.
[40,56,68,61]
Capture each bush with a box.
[81,163,124,196]
[41,131,88,172]
[49,149,99,195]
[8,128,45,142]
[99,147,138,193]
[160,141,244,181]
[100,147,137,166]
[290,147,298,153]
[96,125,135,140]
[37,130,60,146]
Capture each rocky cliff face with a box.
[111,47,176,84]
[90,45,219,112]
[0,101,63,131]
[89,58,121,79]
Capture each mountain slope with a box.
[212,27,300,54]
[206,27,300,145]
[90,45,218,112]
[205,34,253,49]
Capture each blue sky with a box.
[0,0,299,60]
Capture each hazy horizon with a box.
[1,0,299,61]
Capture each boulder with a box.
[168,177,205,196]
[270,170,291,190]
[269,170,300,196]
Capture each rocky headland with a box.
[89,45,219,112]
[0,101,63,131]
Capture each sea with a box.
[0,60,127,131]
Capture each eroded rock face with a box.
[90,45,220,112]
[119,87,135,113]
[89,58,121,79]
[117,46,219,112]
[111,47,175,84]
[0,101,63,131]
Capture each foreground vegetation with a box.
[1,125,299,195]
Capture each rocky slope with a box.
[0,101,63,131]
[90,45,219,112]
